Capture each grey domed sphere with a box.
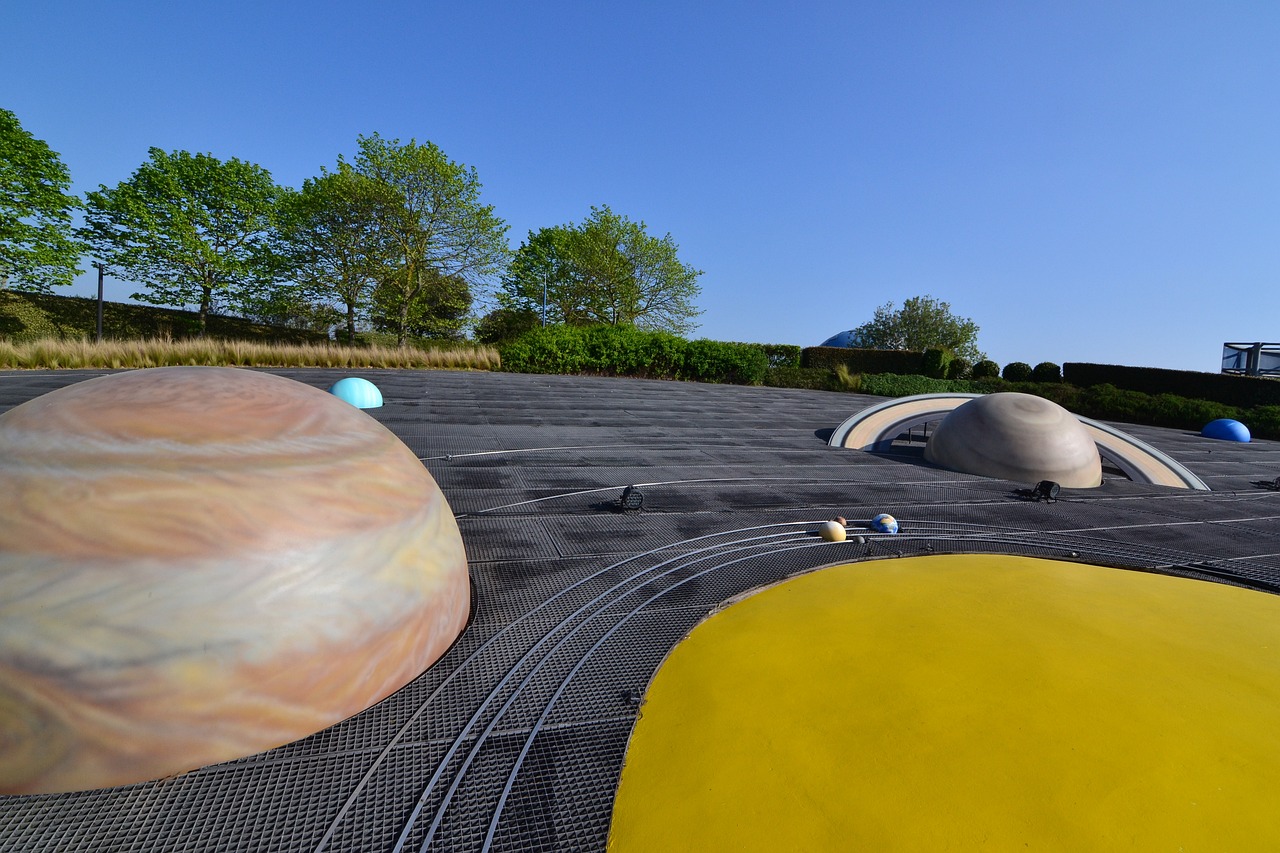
[924,392,1102,487]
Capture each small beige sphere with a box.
[818,520,847,542]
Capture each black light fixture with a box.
[618,485,644,511]
[1031,480,1060,503]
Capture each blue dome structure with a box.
[1201,418,1250,443]
[329,377,384,409]
[820,330,862,348]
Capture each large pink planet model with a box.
[0,367,470,794]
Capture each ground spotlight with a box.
[1032,480,1061,503]
[618,485,644,511]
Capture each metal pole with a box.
[95,263,105,343]
[542,270,547,327]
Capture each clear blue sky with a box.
[4,1,1277,371]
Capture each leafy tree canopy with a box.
[0,108,83,292]
[350,133,508,346]
[474,305,541,344]
[370,266,472,341]
[275,164,397,344]
[500,205,703,336]
[848,295,985,362]
[80,148,284,333]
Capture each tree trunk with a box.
[397,294,409,348]
[396,260,411,348]
[346,304,357,345]
[199,286,212,336]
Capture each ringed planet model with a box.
[924,393,1103,487]
[829,392,1210,490]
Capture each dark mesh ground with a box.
[3,369,1280,852]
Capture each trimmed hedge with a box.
[682,339,769,384]
[921,347,953,379]
[801,346,923,374]
[763,366,835,391]
[972,359,1000,379]
[850,372,1280,441]
[858,372,975,397]
[1031,361,1062,383]
[1002,361,1033,382]
[497,324,769,385]
[1064,362,1280,409]
[751,343,802,368]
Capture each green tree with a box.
[275,165,396,343]
[238,284,342,335]
[849,295,985,363]
[474,305,540,344]
[80,148,284,334]
[501,205,703,335]
[370,266,472,341]
[500,225,575,326]
[0,108,83,292]
[351,133,508,347]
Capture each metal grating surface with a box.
[3,369,1280,851]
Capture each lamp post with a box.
[541,246,556,327]
[95,263,105,343]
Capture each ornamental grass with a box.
[0,337,500,371]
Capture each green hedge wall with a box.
[763,366,834,391]
[858,372,971,397]
[921,347,953,379]
[801,346,924,374]
[1064,362,1280,409]
[682,339,770,384]
[497,325,769,384]
[751,343,803,368]
[849,372,1280,440]
[0,291,330,344]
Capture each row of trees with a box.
[4,108,985,357]
[1,108,705,343]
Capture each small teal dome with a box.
[328,377,383,409]
[1201,418,1250,443]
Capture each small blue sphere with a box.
[1201,418,1250,443]
[328,377,383,409]
[871,513,899,534]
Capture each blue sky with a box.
[4,1,1277,371]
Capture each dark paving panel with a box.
[4,368,1280,852]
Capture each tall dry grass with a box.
[0,338,501,371]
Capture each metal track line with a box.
[387,526,825,852]
[312,521,818,852]
[409,535,834,845]
[479,540,841,850]
[458,476,999,517]
[400,531,831,851]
